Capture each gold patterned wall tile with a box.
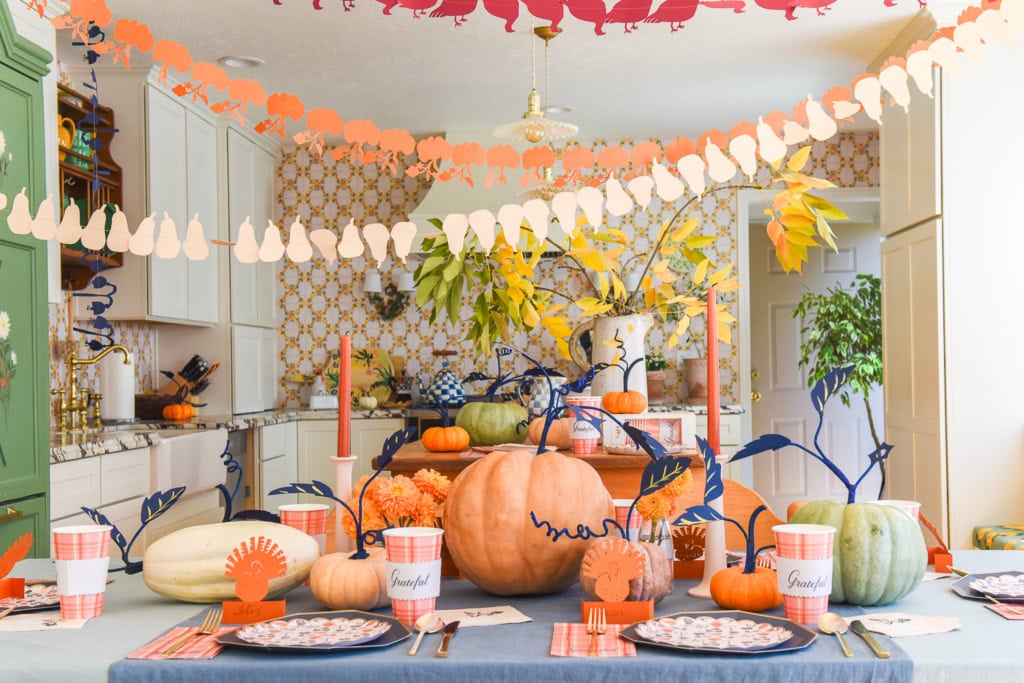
[274,133,879,408]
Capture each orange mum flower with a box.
[375,475,419,521]
[412,468,451,503]
[636,492,672,521]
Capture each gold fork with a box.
[586,608,607,657]
[985,594,1024,617]
[162,608,223,656]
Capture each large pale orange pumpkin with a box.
[309,547,389,610]
[579,536,674,604]
[442,450,613,596]
[526,417,573,450]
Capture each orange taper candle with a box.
[706,285,720,454]
[338,335,351,458]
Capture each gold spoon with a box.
[407,612,444,656]
[818,612,854,657]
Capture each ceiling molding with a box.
[866,8,938,72]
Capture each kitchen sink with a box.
[150,428,229,495]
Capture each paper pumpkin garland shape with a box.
[225,536,289,603]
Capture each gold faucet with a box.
[56,344,131,431]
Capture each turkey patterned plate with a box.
[621,611,816,655]
[218,611,410,654]
[953,571,1024,603]
[0,582,60,614]
[967,573,1024,599]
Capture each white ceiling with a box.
[77,1,939,142]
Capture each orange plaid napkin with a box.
[550,623,637,658]
[127,626,236,660]
[985,603,1024,620]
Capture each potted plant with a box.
[645,352,670,404]
[414,147,847,364]
[792,273,883,493]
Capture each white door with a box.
[749,222,883,513]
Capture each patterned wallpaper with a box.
[48,301,157,418]
[274,132,878,409]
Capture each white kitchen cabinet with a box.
[73,69,219,325]
[257,422,298,509]
[227,126,279,329]
[880,43,1024,547]
[232,325,278,414]
[296,418,407,500]
[351,418,406,483]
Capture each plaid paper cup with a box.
[613,499,642,541]
[383,527,444,628]
[52,525,112,620]
[872,499,921,520]
[566,396,603,455]
[279,503,330,556]
[772,523,835,625]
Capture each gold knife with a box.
[435,620,460,658]
[850,620,890,659]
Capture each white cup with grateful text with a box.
[772,523,835,624]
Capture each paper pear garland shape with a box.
[81,208,109,251]
[853,75,884,124]
[442,213,469,257]
[756,119,787,164]
[805,97,839,141]
[308,228,338,263]
[704,142,737,183]
[652,162,684,202]
[879,62,912,113]
[338,220,364,259]
[234,217,260,263]
[677,154,707,197]
[285,217,312,263]
[728,132,759,181]
[106,207,131,252]
[6,189,32,235]
[0,192,7,211]
[551,191,578,238]
[154,212,181,259]
[128,213,156,256]
[390,221,417,263]
[604,176,633,217]
[496,203,524,248]
[468,209,497,250]
[183,215,210,261]
[31,195,57,240]
[576,185,604,229]
[627,175,654,209]
[363,222,390,265]
[259,221,285,262]
[522,198,550,243]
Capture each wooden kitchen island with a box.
[376,441,783,550]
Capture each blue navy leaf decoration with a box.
[376,427,415,470]
[623,423,666,461]
[230,509,281,523]
[868,442,894,466]
[140,487,186,525]
[639,456,692,497]
[696,436,724,503]
[673,504,726,526]
[463,371,489,383]
[564,365,601,394]
[81,506,128,553]
[270,480,336,498]
[731,434,793,462]
[810,365,855,415]
[566,404,603,433]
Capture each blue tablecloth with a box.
[8,551,1024,683]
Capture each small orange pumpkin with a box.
[710,565,783,612]
[526,417,573,450]
[162,402,195,421]
[422,425,470,452]
[309,547,389,610]
[601,390,647,414]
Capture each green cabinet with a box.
[0,1,52,558]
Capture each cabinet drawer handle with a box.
[0,506,24,524]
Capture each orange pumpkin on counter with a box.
[602,390,647,414]
[422,425,470,452]
[162,402,195,421]
[526,416,573,450]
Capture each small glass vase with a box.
[639,518,676,563]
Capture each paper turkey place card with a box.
[579,537,654,625]
[221,536,287,624]
[0,533,32,600]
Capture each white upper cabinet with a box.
[73,70,219,325]
[227,127,279,329]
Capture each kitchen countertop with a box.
[48,403,741,464]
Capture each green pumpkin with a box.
[789,500,926,606]
[455,401,529,446]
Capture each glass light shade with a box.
[128,213,156,256]
[182,214,210,261]
[234,216,260,263]
[363,270,382,294]
[81,208,108,251]
[396,272,416,292]
[259,221,285,262]
[31,195,57,240]
[286,218,313,263]
[493,89,578,144]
